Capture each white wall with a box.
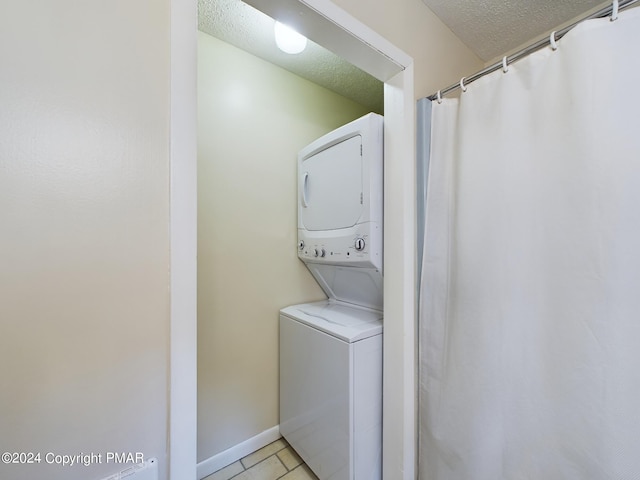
[0,1,170,479]
[197,31,372,462]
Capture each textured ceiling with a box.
[198,0,384,113]
[200,0,615,107]
[422,0,609,61]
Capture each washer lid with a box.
[280,300,382,342]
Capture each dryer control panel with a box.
[297,223,381,270]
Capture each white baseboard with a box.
[197,425,281,479]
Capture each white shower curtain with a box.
[419,8,640,480]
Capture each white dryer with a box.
[296,112,383,310]
[280,113,384,480]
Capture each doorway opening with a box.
[170,1,416,478]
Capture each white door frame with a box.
[169,1,416,478]
[169,0,198,478]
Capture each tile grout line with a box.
[208,439,318,480]
[275,447,295,472]
[227,442,291,480]
[274,464,308,480]
[240,442,286,470]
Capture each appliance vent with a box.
[100,458,157,480]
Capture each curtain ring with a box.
[502,56,509,73]
[459,77,467,93]
[549,31,558,51]
[611,0,619,21]
[436,90,442,104]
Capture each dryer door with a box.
[300,135,363,231]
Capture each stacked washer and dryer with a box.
[280,113,384,480]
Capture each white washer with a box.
[279,301,382,480]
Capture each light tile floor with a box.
[204,438,319,480]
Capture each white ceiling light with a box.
[274,21,307,54]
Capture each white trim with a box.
[301,0,412,71]
[169,0,198,478]
[382,65,416,480]
[243,0,410,81]
[196,426,282,479]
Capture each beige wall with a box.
[332,0,484,99]
[197,31,371,461]
[0,1,170,480]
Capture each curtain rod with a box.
[427,0,639,101]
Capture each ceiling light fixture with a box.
[274,21,307,54]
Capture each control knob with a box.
[354,237,366,251]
